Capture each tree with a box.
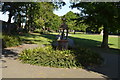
[2,2,25,34]
[72,2,120,48]
[2,2,25,23]
[63,11,88,34]
[31,2,61,32]
[2,2,59,33]
[47,14,61,31]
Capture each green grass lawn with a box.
[18,32,119,54]
[18,32,118,68]
[51,32,119,54]
[52,32,119,49]
[70,33,119,49]
[19,33,57,46]
[19,32,119,49]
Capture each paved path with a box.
[90,52,119,78]
[2,57,105,78]
[0,44,119,79]
[3,44,40,54]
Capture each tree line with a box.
[1,2,63,33]
[1,2,120,48]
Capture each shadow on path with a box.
[2,33,119,79]
[40,33,119,79]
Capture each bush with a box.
[3,35,21,48]
[40,30,50,34]
[73,47,103,67]
[19,46,103,68]
[34,29,50,34]
[33,29,41,33]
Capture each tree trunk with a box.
[101,27,109,48]
[7,13,12,34]
[8,13,12,23]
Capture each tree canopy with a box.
[2,2,120,48]
[2,2,62,33]
[63,11,88,32]
[71,2,120,48]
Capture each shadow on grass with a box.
[22,39,42,44]
[10,33,119,79]
[40,34,57,41]
[19,33,43,44]
[19,33,119,55]
[69,36,102,48]
[39,33,119,79]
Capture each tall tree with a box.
[2,2,15,23]
[32,2,60,31]
[72,2,120,48]
[63,11,88,34]
[1,2,65,33]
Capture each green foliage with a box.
[63,11,77,30]
[19,46,103,68]
[3,35,21,48]
[73,47,103,67]
[40,30,50,34]
[71,2,120,48]
[75,23,88,31]
[33,28,50,34]
[34,17,45,28]
[2,2,60,32]
[48,14,61,30]
[19,33,56,45]
[32,2,61,31]
[33,29,41,33]
[63,11,88,31]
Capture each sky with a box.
[0,12,9,22]
[53,0,80,16]
[0,0,80,22]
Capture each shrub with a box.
[34,29,50,34]
[73,47,103,67]
[33,29,41,33]
[40,30,50,34]
[3,35,21,48]
[19,46,103,68]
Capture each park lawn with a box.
[70,33,119,49]
[51,32,119,54]
[18,32,119,54]
[19,32,119,49]
[19,33,57,46]
[52,32,119,49]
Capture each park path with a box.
[90,51,119,78]
[2,44,40,54]
[0,43,119,79]
[2,57,105,78]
